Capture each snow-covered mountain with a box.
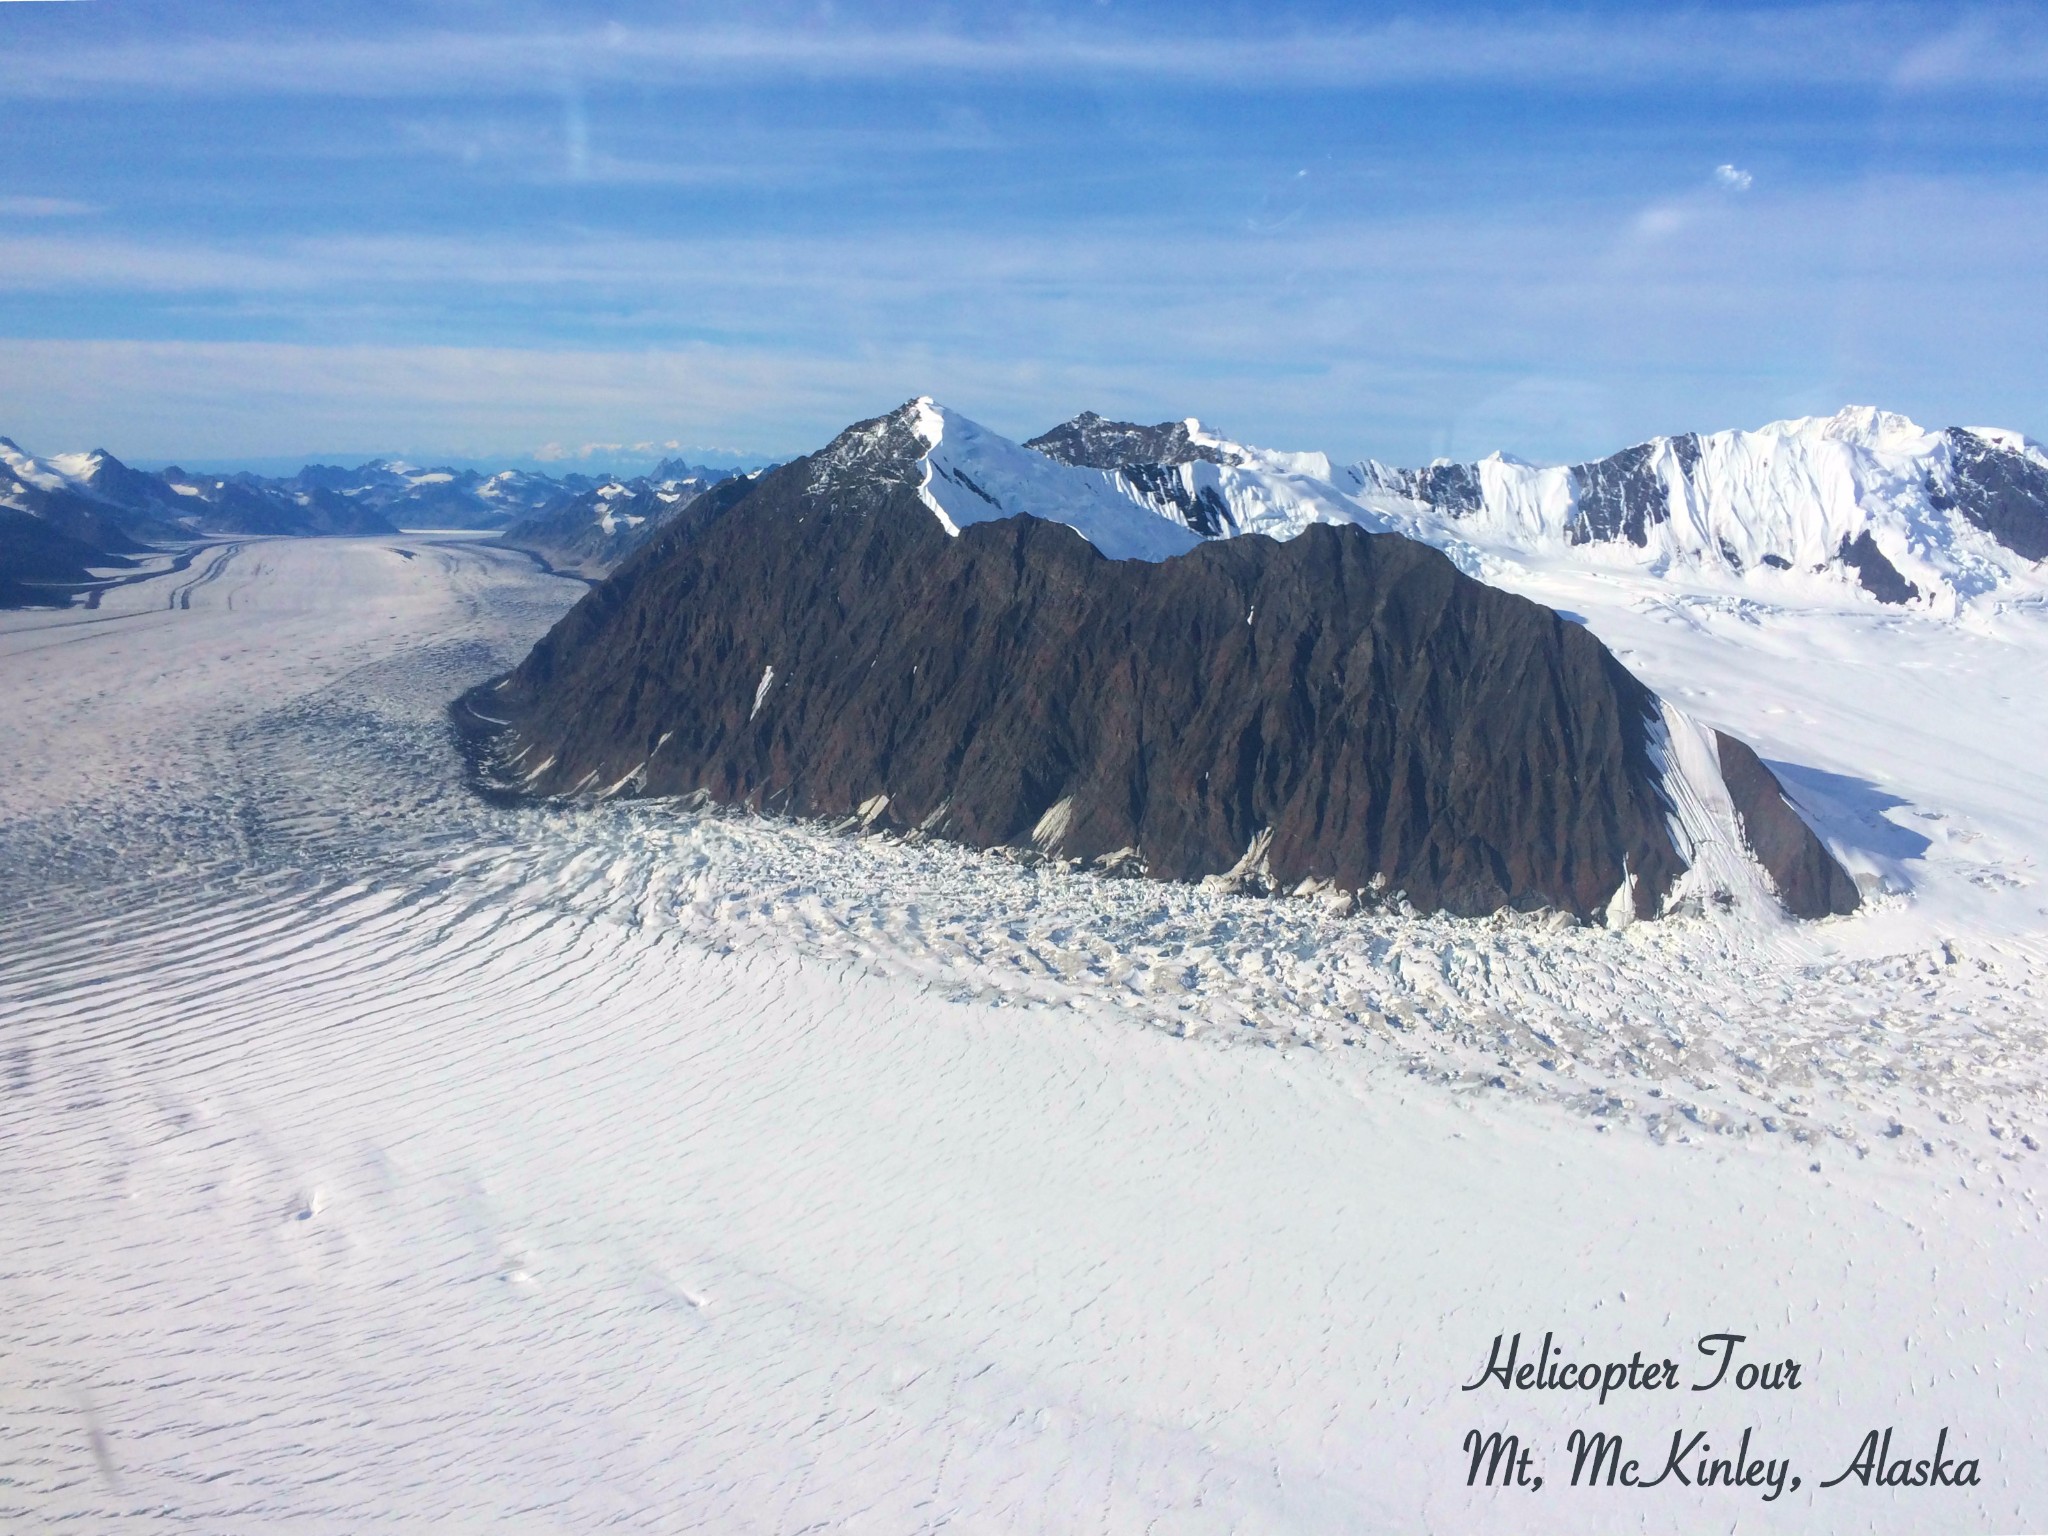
[3,440,142,536]
[3,436,615,541]
[0,433,735,605]
[0,438,168,604]
[0,436,399,557]
[821,398,2046,617]
[134,457,588,534]
[1350,409,2048,610]
[855,399,1206,562]
[499,463,746,576]
[288,460,588,530]
[1013,405,2048,612]
[802,398,1358,563]
[490,391,2042,920]
[1024,411,1372,548]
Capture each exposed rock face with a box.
[1349,409,2048,604]
[1933,427,2048,560]
[1026,413,1240,536]
[1711,733,1862,918]
[0,508,133,607]
[1025,411,1228,471]
[1394,461,1486,517]
[1570,438,1696,547]
[464,405,1857,922]
[1836,530,1919,605]
[1119,463,1235,537]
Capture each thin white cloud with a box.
[0,338,881,462]
[1714,164,1755,192]
[0,195,97,216]
[535,441,623,461]
[1631,203,1696,243]
[3,7,2044,99]
[0,234,311,291]
[2,172,2043,465]
[1890,14,2043,88]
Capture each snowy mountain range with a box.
[1349,409,2048,610]
[0,438,735,603]
[0,439,609,535]
[964,403,2048,614]
[499,464,747,578]
[7,402,2045,615]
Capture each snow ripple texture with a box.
[3,537,2047,1532]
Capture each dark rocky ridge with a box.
[1837,530,1920,604]
[1712,733,1863,919]
[1027,413,1237,536]
[1362,460,1488,518]
[1571,439,1683,547]
[466,406,1857,923]
[0,507,134,607]
[1933,428,2048,560]
[1025,411,1228,471]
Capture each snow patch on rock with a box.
[911,400,1205,562]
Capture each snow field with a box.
[1,537,2045,1531]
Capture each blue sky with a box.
[2,0,2045,469]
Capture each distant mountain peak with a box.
[1344,407,2048,608]
[1026,411,1236,472]
[1734,404,1932,452]
[801,399,944,504]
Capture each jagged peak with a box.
[803,399,952,500]
[1953,423,2047,461]
[1025,410,1232,471]
[0,437,71,492]
[48,448,114,482]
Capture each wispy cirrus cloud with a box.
[0,195,97,216]
[0,337,963,463]
[3,169,2043,463]
[3,6,2045,99]
[5,2,2043,466]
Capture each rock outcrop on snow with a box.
[464,401,1858,923]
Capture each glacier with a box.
[3,533,2047,1531]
